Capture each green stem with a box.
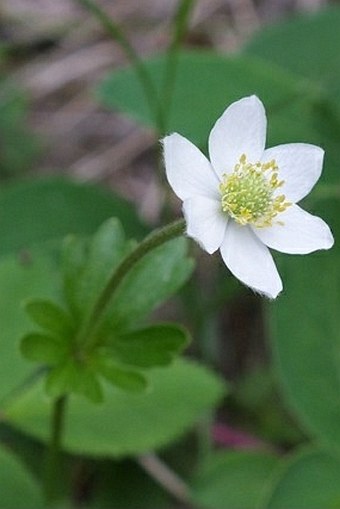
[82,218,186,347]
[161,0,195,130]
[44,396,67,506]
[76,0,165,133]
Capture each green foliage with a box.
[21,333,68,364]
[0,250,60,403]
[25,299,75,338]
[20,218,194,400]
[102,236,194,331]
[267,448,340,508]
[0,445,43,508]
[269,196,340,452]
[97,50,315,148]
[4,359,225,457]
[190,450,279,509]
[245,6,340,104]
[106,324,189,367]
[0,176,147,257]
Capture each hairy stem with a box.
[81,218,186,347]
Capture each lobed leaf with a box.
[108,323,189,368]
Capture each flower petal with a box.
[183,196,227,254]
[163,133,219,201]
[208,96,267,179]
[253,204,334,254]
[220,221,282,298]
[262,143,324,203]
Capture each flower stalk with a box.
[81,218,186,348]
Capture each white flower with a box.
[163,95,334,298]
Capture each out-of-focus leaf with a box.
[269,197,340,451]
[190,450,279,509]
[0,176,146,256]
[4,360,226,457]
[97,51,315,148]
[245,6,340,104]
[0,444,43,508]
[267,448,340,509]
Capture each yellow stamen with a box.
[219,154,291,228]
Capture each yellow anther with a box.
[220,154,291,228]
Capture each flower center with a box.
[219,154,291,228]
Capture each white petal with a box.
[253,204,334,254]
[220,221,282,298]
[262,143,324,203]
[162,133,219,201]
[183,196,227,254]
[208,96,267,179]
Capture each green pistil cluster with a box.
[220,154,291,228]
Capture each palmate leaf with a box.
[4,359,226,458]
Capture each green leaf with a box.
[191,450,279,509]
[62,235,88,318]
[109,323,189,367]
[97,50,315,148]
[94,356,148,393]
[45,361,103,403]
[20,333,68,364]
[70,218,130,319]
[25,299,74,338]
[4,359,226,457]
[0,250,60,404]
[269,197,340,451]
[0,445,43,508]
[245,6,340,104]
[267,448,340,509]
[103,237,194,331]
[0,176,146,257]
